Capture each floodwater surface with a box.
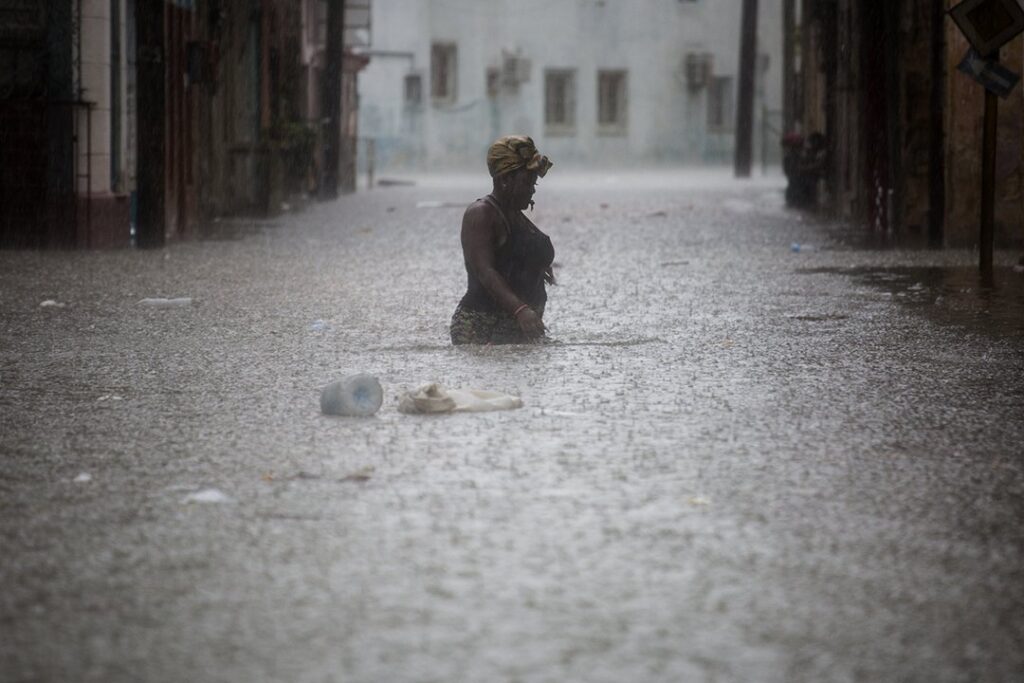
[1,170,1023,682]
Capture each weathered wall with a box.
[797,0,1024,247]
[944,5,1024,248]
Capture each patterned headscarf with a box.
[486,135,553,178]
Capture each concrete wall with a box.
[358,0,785,172]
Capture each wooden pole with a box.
[320,0,344,200]
[782,0,796,133]
[734,0,758,178]
[135,0,165,247]
[980,54,998,278]
[927,0,946,247]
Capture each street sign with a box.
[949,0,1024,57]
[957,47,1021,97]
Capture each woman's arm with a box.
[461,203,544,337]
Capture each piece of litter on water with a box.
[415,200,462,209]
[309,319,331,333]
[73,472,92,483]
[339,466,375,483]
[320,374,384,416]
[97,394,124,402]
[398,383,522,414]
[138,297,193,307]
[688,496,711,506]
[40,300,66,308]
[181,488,233,504]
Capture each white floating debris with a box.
[138,297,193,307]
[40,300,66,308]
[688,496,711,506]
[415,200,462,209]
[73,472,92,483]
[398,383,523,414]
[309,319,331,333]
[181,488,233,504]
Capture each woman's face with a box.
[502,169,539,210]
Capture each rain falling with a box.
[1,1,1023,682]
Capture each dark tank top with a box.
[459,195,555,313]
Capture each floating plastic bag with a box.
[397,383,523,414]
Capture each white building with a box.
[356,0,784,172]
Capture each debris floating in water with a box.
[397,383,523,414]
[40,300,66,308]
[138,297,193,307]
[321,374,384,417]
[181,488,233,504]
[415,200,463,209]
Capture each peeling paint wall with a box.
[945,6,1024,248]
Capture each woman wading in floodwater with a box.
[450,136,555,345]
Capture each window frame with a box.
[597,69,628,135]
[544,68,577,136]
[707,75,735,132]
[431,42,458,103]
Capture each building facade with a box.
[0,0,365,249]
[793,0,1024,247]
[357,0,785,172]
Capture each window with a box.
[544,69,576,134]
[310,0,328,46]
[708,76,734,131]
[486,67,501,98]
[597,70,627,133]
[431,43,457,102]
[404,73,422,106]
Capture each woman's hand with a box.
[515,306,545,338]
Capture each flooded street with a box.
[2,171,1023,682]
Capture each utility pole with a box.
[782,0,795,133]
[927,0,946,248]
[980,53,998,280]
[135,0,165,247]
[734,0,758,178]
[321,0,344,200]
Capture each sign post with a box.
[949,0,1024,278]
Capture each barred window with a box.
[544,69,576,134]
[597,70,627,133]
[431,43,457,102]
[708,75,734,131]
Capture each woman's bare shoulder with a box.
[464,198,495,218]
[463,198,500,228]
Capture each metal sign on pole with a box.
[948,0,1024,277]
[949,0,1024,57]
[957,47,1021,97]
